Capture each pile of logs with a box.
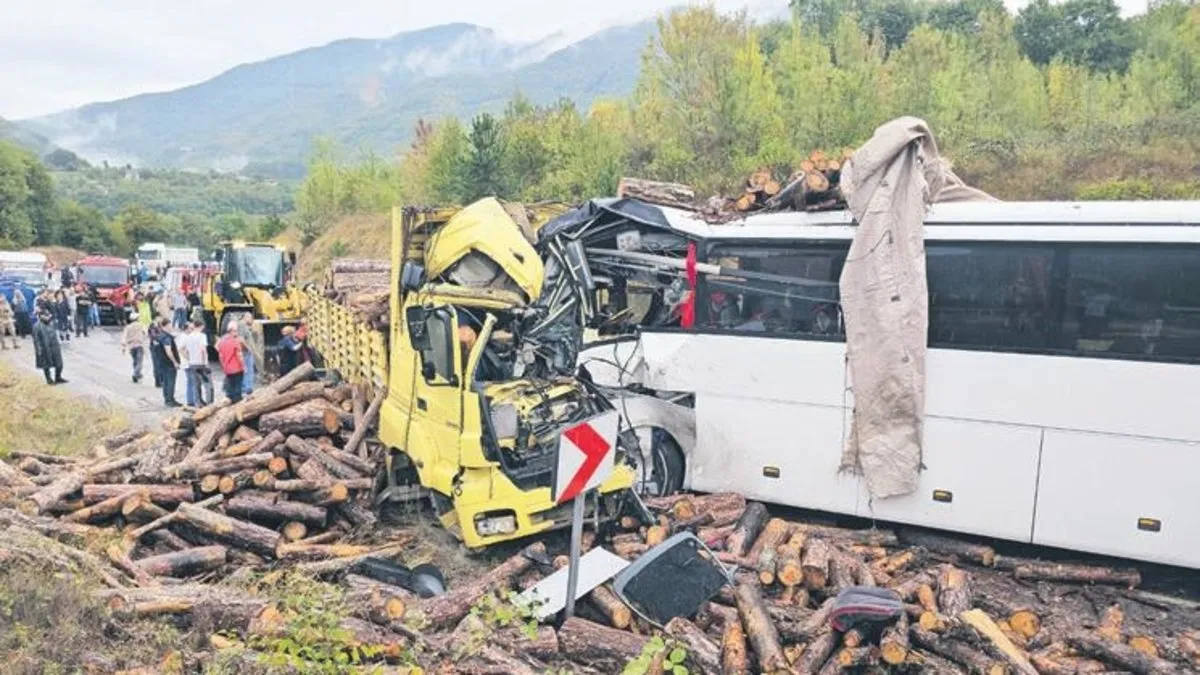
[0,362,395,577]
[321,258,391,330]
[736,148,854,214]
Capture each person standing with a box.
[60,264,74,289]
[53,290,72,341]
[120,313,148,383]
[171,288,189,329]
[32,311,66,385]
[180,321,211,407]
[88,284,100,327]
[217,323,245,403]
[136,294,153,328]
[154,318,182,407]
[74,284,92,337]
[0,295,18,350]
[147,318,165,388]
[11,287,31,338]
[237,313,257,396]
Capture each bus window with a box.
[1061,245,1200,361]
[702,245,845,338]
[927,243,1056,351]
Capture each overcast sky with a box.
[2,0,1150,120]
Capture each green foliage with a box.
[1015,0,1135,71]
[248,573,393,674]
[0,141,56,249]
[465,113,505,200]
[623,635,689,675]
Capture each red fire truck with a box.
[77,255,133,323]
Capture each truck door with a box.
[405,304,464,495]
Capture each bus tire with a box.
[645,428,686,497]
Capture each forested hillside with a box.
[295,0,1200,243]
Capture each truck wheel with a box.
[636,428,685,497]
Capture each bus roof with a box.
[0,251,48,267]
[657,200,1200,244]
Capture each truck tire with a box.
[638,428,685,497]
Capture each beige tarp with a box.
[838,117,994,499]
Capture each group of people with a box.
[120,312,261,407]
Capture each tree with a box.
[1014,0,1066,65]
[113,203,173,248]
[424,118,470,204]
[56,201,110,251]
[43,148,88,171]
[927,0,1006,35]
[1016,0,1134,71]
[465,113,506,200]
[0,142,35,249]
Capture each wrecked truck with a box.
[304,198,671,549]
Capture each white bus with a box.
[577,200,1200,568]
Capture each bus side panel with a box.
[1034,430,1200,568]
[864,417,1042,542]
[690,393,860,515]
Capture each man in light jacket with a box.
[120,313,148,383]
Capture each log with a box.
[292,484,350,507]
[248,430,286,455]
[258,402,341,437]
[1066,631,1183,674]
[881,611,911,665]
[121,492,171,522]
[0,459,36,488]
[725,502,769,558]
[235,381,327,423]
[232,425,259,443]
[186,408,239,462]
[131,437,181,482]
[899,530,996,566]
[665,617,721,674]
[733,581,788,673]
[127,494,223,540]
[134,545,228,577]
[274,542,373,561]
[721,615,750,674]
[344,386,387,459]
[280,521,308,542]
[803,537,832,590]
[285,436,362,479]
[63,492,130,524]
[336,499,378,529]
[145,528,192,552]
[959,608,1038,675]
[83,483,195,505]
[174,501,281,558]
[199,474,221,493]
[255,361,315,399]
[794,629,837,674]
[775,530,806,588]
[587,584,632,629]
[974,592,1041,640]
[419,543,545,629]
[19,472,84,514]
[911,627,1005,675]
[828,551,856,593]
[747,518,790,585]
[218,439,257,459]
[171,453,275,480]
[936,565,971,616]
[293,543,405,577]
[616,177,696,210]
[1013,562,1141,588]
[316,444,375,476]
[343,573,414,623]
[217,471,254,495]
[558,617,649,673]
[225,494,327,528]
[351,384,366,428]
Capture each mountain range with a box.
[15,21,655,178]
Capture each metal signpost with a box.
[552,410,619,619]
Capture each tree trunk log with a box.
[616,177,696,210]
[420,542,544,630]
[881,611,910,665]
[258,401,341,437]
[558,616,649,673]
[174,501,281,558]
[746,517,790,585]
[587,583,632,629]
[910,627,1005,675]
[235,381,326,423]
[134,545,228,577]
[721,613,750,675]
[1066,632,1182,674]
[959,608,1038,675]
[1013,562,1141,588]
[725,502,769,558]
[225,494,327,528]
[170,453,276,480]
[793,629,837,674]
[0,460,36,488]
[344,386,387,458]
[803,537,832,590]
[733,581,788,673]
[665,617,722,674]
[19,472,84,514]
[899,530,996,566]
[82,483,195,505]
[936,565,971,616]
[285,435,363,479]
[63,492,131,523]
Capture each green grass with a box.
[0,359,128,459]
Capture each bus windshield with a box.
[137,249,163,261]
[80,266,130,286]
[0,268,45,287]
[229,247,283,287]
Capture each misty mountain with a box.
[0,115,58,156]
[19,21,654,178]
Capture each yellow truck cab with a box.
[311,199,640,549]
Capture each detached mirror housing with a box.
[612,532,733,627]
[400,261,425,292]
[406,306,430,351]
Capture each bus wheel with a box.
[634,428,685,497]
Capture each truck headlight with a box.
[229,281,242,290]
[475,511,517,537]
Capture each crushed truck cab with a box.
[311,199,638,548]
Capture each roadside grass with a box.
[0,358,128,459]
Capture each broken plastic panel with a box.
[612,531,734,627]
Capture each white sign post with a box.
[553,410,619,619]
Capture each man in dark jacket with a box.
[153,318,182,407]
[148,319,165,388]
[32,311,66,385]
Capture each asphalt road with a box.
[0,326,224,430]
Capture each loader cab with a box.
[214,242,288,303]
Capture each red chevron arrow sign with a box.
[553,411,619,504]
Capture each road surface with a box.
[0,326,226,430]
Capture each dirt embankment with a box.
[293,213,390,284]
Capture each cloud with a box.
[0,0,1151,119]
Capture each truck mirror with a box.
[405,306,430,350]
[408,306,458,387]
[400,261,425,292]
